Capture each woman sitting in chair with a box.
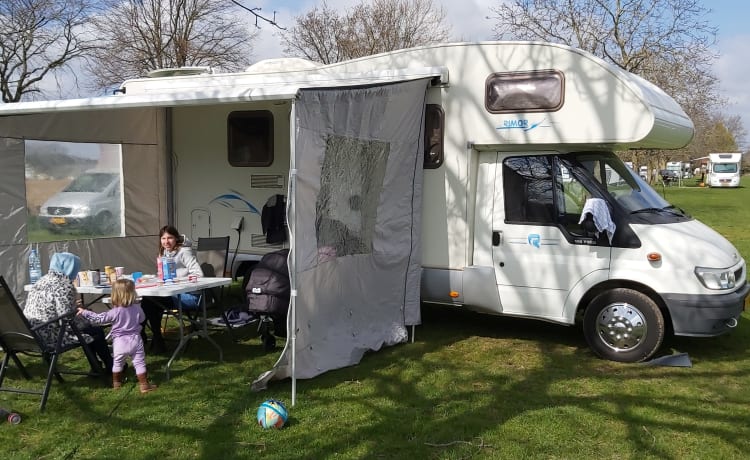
[141,225,203,352]
[24,252,113,374]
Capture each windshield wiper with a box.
[631,206,686,216]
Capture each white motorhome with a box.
[0,42,746,366]
[638,165,649,180]
[707,153,743,187]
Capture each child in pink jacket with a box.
[78,279,157,393]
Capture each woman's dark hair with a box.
[158,225,182,255]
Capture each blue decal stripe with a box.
[209,192,260,214]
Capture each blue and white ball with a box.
[257,399,288,429]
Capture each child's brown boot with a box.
[137,373,157,393]
[112,372,123,389]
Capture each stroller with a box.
[245,249,289,351]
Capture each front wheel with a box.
[583,288,664,363]
[92,212,114,234]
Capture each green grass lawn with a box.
[3,180,750,459]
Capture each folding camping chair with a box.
[0,276,101,411]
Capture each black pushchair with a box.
[245,249,289,351]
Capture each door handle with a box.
[492,230,502,246]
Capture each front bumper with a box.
[39,215,92,230]
[662,282,749,337]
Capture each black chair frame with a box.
[162,236,236,341]
[0,276,101,411]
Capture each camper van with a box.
[0,42,746,366]
[707,153,742,187]
[638,165,649,180]
[38,170,121,234]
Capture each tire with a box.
[583,288,664,363]
[93,212,114,234]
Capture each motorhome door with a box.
[480,152,611,320]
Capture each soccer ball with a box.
[257,399,288,429]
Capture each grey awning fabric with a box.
[253,79,428,390]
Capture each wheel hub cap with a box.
[596,302,647,351]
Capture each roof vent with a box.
[146,66,213,78]
[244,58,322,73]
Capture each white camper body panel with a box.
[104,41,695,274]
[3,41,745,365]
[707,153,742,188]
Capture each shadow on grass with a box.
[3,305,749,459]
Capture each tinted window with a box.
[227,110,274,167]
[503,156,556,224]
[714,163,738,173]
[485,70,564,113]
[63,173,116,192]
[424,104,444,169]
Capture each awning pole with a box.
[288,102,298,407]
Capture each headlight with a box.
[72,205,91,214]
[694,266,736,290]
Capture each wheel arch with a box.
[574,279,672,334]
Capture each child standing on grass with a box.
[77,278,157,393]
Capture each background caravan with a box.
[707,152,743,188]
[0,42,745,374]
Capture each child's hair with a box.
[111,278,137,307]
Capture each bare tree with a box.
[0,0,97,102]
[281,3,348,65]
[282,0,452,64]
[87,0,257,90]
[489,0,730,158]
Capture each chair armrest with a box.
[29,310,77,332]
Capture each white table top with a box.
[26,277,232,297]
[79,277,232,296]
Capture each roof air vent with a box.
[146,66,213,78]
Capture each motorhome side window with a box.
[485,70,564,113]
[503,156,556,224]
[424,104,444,168]
[227,110,274,166]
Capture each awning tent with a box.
[0,73,433,402]
[254,80,427,398]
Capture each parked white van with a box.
[638,165,649,180]
[0,42,746,365]
[707,153,742,187]
[38,170,121,234]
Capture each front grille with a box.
[47,207,72,216]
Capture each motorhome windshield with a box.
[714,163,738,173]
[63,173,115,193]
[566,152,677,214]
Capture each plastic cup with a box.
[115,266,124,279]
[104,266,114,284]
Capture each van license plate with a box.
[51,217,66,224]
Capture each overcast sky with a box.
[249,0,749,149]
